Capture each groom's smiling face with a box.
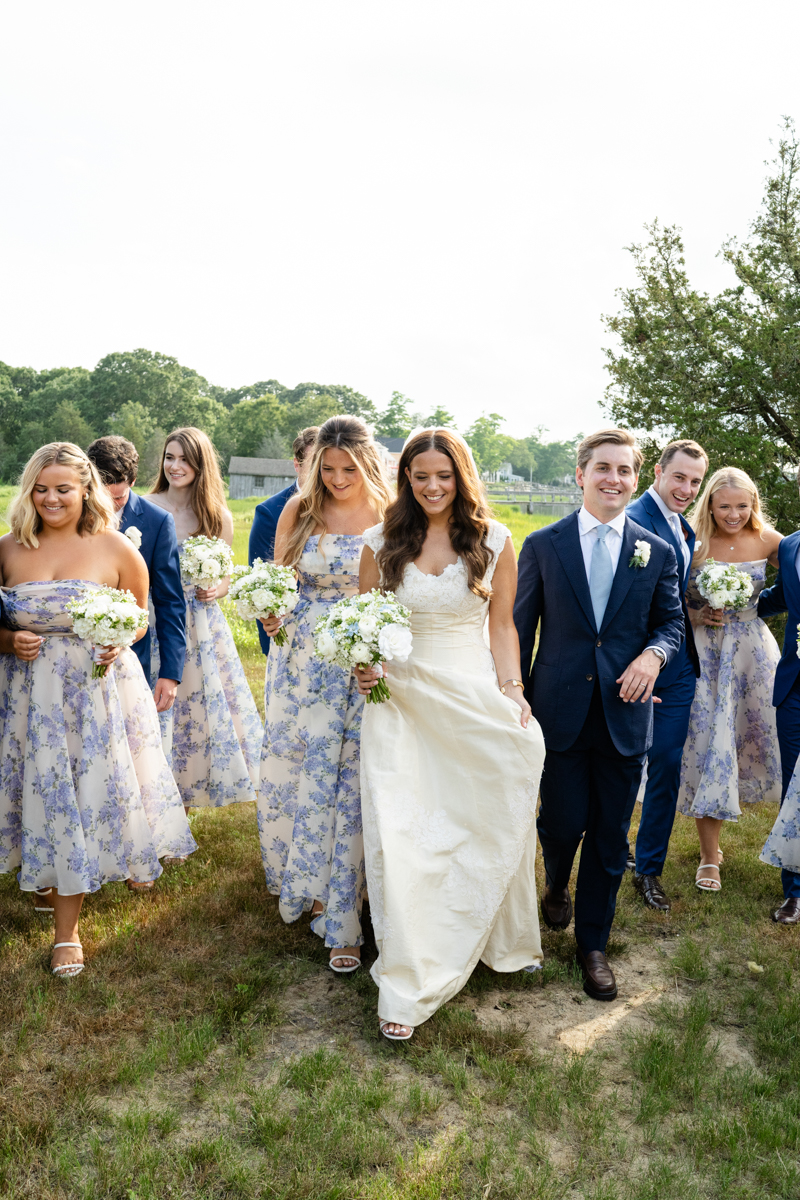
[576,444,638,522]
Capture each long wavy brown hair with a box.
[150,427,227,538]
[281,415,393,568]
[377,429,493,598]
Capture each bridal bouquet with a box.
[696,559,754,612]
[179,536,234,591]
[66,587,149,678]
[229,559,298,647]
[313,589,412,704]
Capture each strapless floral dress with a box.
[150,555,263,807]
[0,581,197,894]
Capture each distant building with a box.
[228,456,296,500]
[375,437,403,479]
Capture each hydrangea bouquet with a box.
[696,558,754,612]
[66,587,149,678]
[179,536,234,591]
[229,559,298,647]
[313,588,413,704]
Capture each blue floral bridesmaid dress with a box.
[257,535,365,950]
[0,581,197,893]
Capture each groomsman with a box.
[514,429,683,1001]
[626,440,708,911]
[757,466,800,923]
[248,427,318,657]
[87,436,186,711]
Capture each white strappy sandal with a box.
[51,943,84,978]
[329,953,361,974]
[34,888,55,914]
[379,1019,414,1041]
[695,864,721,892]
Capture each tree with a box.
[463,413,516,473]
[375,392,414,438]
[417,405,457,429]
[88,349,226,442]
[223,393,284,459]
[107,401,157,459]
[603,119,800,526]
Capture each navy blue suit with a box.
[758,531,800,899]
[248,483,297,656]
[514,511,684,951]
[626,490,700,877]
[119,492,186,685]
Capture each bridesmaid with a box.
[257,416,392,972]
[148,427,262,813]
[356,429,545,1041]
[677,467,782,891]
[0,443,196,977]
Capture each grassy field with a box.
[1,494,800,1197]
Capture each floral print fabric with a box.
[257,535,365,950]
[0,581,197,893]
[150,572,262,807]
[677,560,781,821]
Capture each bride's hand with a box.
[11,631,44,662]
[259,615,284,637]
[355,663,386,696]
[506,690,531,729]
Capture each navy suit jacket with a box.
[119,491,186,684]
[514,511,685,757]
[758,530,800,707]
[626,490,700,684]
[249,482,297,656]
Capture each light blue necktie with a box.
[590,525,614,630]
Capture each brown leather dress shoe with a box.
[773,897,800,924]
[575,947,618,1001]
[633,872,670,913]
[541,887,573,930]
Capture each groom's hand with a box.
[616,649,663,704]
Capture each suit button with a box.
[596,640,602,647]
[586,674,593,681]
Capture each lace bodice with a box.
[686,559,768,622]
[362,521,510,616]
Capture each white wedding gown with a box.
[360,520,546,1028]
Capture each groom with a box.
[514,429,684,1001]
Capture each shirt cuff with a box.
[644,645,667,668]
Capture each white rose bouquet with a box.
[313,588,413,704]
[229,559,298,647]
[66,587,149,678]
[696,558,754,612]
[179,536,234,591]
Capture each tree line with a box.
[0,354,579,486]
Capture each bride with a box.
[356,428,546,1041]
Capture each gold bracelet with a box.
[500,679,523,694]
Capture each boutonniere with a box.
[629,539,651,569]
[125,526,143,550]
[796,623,800,660]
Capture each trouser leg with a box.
[775,679,800,900]
[635,662,695,877]
[537,743,590,894]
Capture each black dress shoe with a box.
[541,887,573,930]
[625,850,636,873]
[633,872,671,913]
[773,897,800,924]
[575,947,618,1001]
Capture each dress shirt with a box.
[648,484,691,576]
[578,504,666,666]
[577,505,626,580]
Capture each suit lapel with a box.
[551,512,597,631]
[781,532,800,611]
[641,490,692,589]
[599,519,639,633]
[120,490,142,530]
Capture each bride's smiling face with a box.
[406,450,458,518]
[32,464,84,530]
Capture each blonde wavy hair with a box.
[150,427,227,539]
[8,442,117,549]
[281,415,393,568]
[691,467,771,564]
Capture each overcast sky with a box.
[1,2,799,440]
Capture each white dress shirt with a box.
[648,484,691,577]
[577,504,666,665]
[577,505,626,581]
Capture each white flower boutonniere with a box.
[629,539,651,569]
[125,526,143,550]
